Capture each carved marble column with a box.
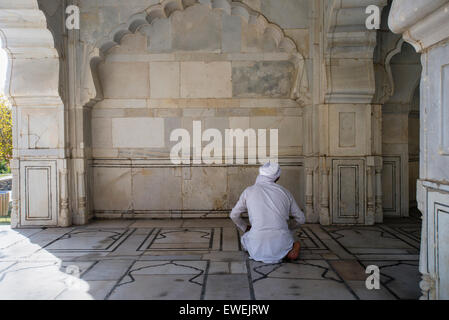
[389,0,449,299]
[305,167,314,219]
[77,171,87,222]
[9,159,19,228]
[319,165,330,225]
[375,159,383,223]
[0,0,70,227]
[366,166,375,225]
[323,0,388,225]
[59,168,70,227]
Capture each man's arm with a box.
[230,190,249,232]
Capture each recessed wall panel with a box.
[20,161,57,226]
[332,159,365,224]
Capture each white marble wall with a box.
[91,163,304,218]
[87,1,309,217]
[2,0,446,246]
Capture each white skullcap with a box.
[259,162,281,180]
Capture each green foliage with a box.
[0,160,10,174]
[0,96,12,171]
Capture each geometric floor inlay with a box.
[45,229,135,252]
[137,228,220,252]
[0,218,423,300]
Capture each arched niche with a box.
[85,0,309,107]
[87,0,309,218]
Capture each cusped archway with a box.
[87,0,310,219]
[86,0,309,106]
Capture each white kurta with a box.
[230,175,306,264]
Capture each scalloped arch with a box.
[384,38,421,105]
[85,0,308,106]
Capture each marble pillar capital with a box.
[389,0,449,52]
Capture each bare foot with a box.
[286,241,301,260]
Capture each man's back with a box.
[230,163,305,263]
[244,177,294,231]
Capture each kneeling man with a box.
[230,162,305,264]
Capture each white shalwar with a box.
[230,175,306,264]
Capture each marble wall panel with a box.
[111,118,165,149]
[150,62,180,98]
[145,19,172,53]
[339,112,356,148]
[180,61,232,98]
[332,159,365,224]
[232,61,295,98]
[382,113,409,144]
[260,0,309,29]
[93,167,132,211]
[9,58,60,98]
[382,157,401,216]
[20,161,58,226]
[277,166,305,210]
[182,166,229,211]
[92,118,112,149]
[241,22,277,53]
[132,168,183,211]
[171,5,222,52]
[92,164,305,215]
[329,105,370,156]
[222,14,242,53]
[98,62,150,99]
[19,110,59,149]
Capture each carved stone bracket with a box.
[389,0,449,53]
[325,0,388,104]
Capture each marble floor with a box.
[0,218,422,300]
